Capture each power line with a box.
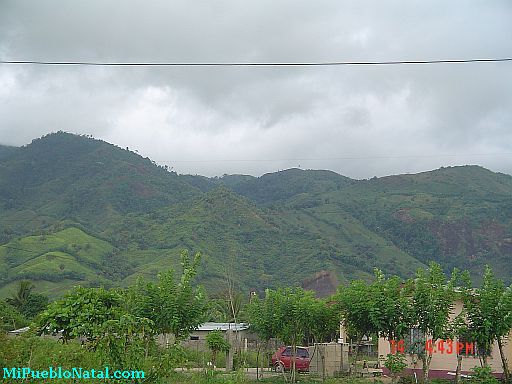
[0,57,511,67]
[156,152,512,163]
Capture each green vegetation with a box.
[1,259,512,383]
[6,280,48,319]
[460,267,512,381]
[126,250,207,343]
[206,330,231,367]
[384,353,407,384]
[0,299,26,331]
[247,287,340,382]
[1,132,512,298]
[334,263,512,383]
[412,263,458,383]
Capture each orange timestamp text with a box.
[389,339,475,355]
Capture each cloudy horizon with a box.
[1,0,511,179]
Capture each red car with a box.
[271,346,310,372]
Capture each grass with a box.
[0,227,113,299]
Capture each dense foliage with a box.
[335,263,512,383]
[206,330,231,366]
[247,287,339,382]
[1,132,512,299]
[34,250,205,373]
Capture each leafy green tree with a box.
[247,288,285,380]
[127,250,207,345]
[336,269,414,376]
[6,281,49,319]
[207,292,246,323]
[93,314,154,370]
[20,293,49,319]
[206,330,230,367]
[0,300,27,331]
[385,353,407,384]
[7,280,34,308]
[462,266,512,381]
[449,302,472,384]
[37,286,154,369]
[248,287,334,382]
[370,270,414,342]
[38,286,124,342]
[336,276,379,371]
[412,262,458,384]
[307,298,340,344]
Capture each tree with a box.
[206,330,230,367]
[38,286,125,343]
[336,270,414,376]
[37,286,154,369]
[20,293,49,319]
[307,298,340,344]
[449,303,472,384]
[247,288,335,383]
[7,280,34,308]
[462,266,512,381]
[207,292,246,323]
[247,288,285,381]
[126,250,207,345]
[336,279,376,347]
[0,300,27,331]
[385,353,407,384]
[336,275,380,374]
[369,270,413,342]
[7,281,49,319]
[412,262,457,384]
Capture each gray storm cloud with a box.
[0,0,511,178]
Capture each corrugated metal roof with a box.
[9,326,30,334]
[196,322,250,332]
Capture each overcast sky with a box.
[1,1,511,178]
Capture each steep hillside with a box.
[0,227,113,297]
[327,166,512,282]
[103,186,426,293]
[0,145,18,160]
[0,133,510,298]
[0,132,201,236]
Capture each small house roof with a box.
[9,326,30,334]
[196,322,250,332]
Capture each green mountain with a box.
[0,132,510,298]
[0,144,18,160]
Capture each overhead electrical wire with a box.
[155,152,512,163]
[0,57,511,67]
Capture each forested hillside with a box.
[0,132,510,298]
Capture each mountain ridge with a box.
[0,132,510,298]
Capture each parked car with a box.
[271,346,310,372]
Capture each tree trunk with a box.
[421,352,432,384]
[455,354,462,384]
[497,337,510,383]
[256,341,261,381]
[352,335,362,376]
[291,341,297,383]
[482,354,488,368]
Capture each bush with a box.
[469,366,499,384]
[385,353,407,383]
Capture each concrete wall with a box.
[308,343,349,378]
[378,337,510,378]
[157,330,253,351]
[377,299,512,378]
